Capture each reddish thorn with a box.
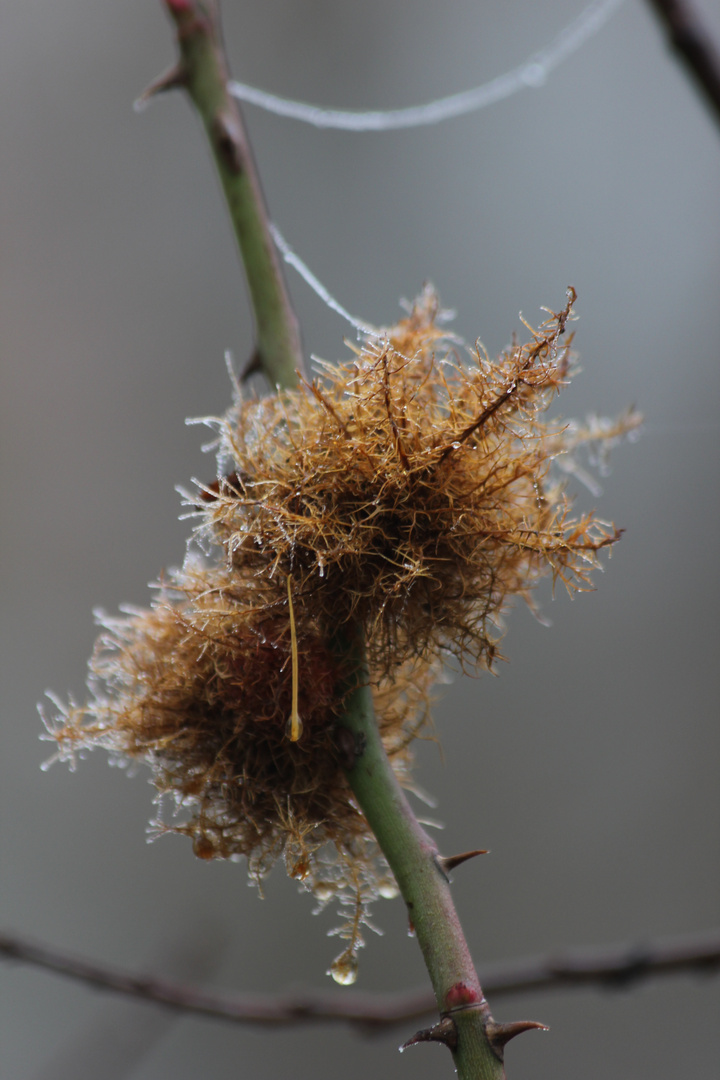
[486,1020,549,1053]
[400,1017,458,1053]
[134,64,186,112]
[438,849,489,876]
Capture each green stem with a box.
[156,7,544,1073]
[159,0,303,389]
[338,646,507,1080]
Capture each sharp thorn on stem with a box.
[134,64,188,112]
[239,348,262,381]
[486,1019,549,1055]
[437,849,489,878]
[400,1016,458,1053]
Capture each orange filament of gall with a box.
[286,575,303,742]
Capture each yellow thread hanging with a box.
[285,575,303,742]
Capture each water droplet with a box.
[329,951,359,986]
[193,835,215,860]
[285,713,303,741]
[289,859,310,880]
[378,880,400,900]
[451,441,461,450]
[313,882,336,902]
[522,61,547,88]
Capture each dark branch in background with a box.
[2,929,718,1032]
[30,932,223,1080]
[645,0,720,128]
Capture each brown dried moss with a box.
[45,557,430,975]
[46,557,431,861]
[200,286,630,674]
[44,287,637,976]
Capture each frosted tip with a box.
[285,713,303,742]
[329,951,358,986]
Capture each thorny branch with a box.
[27,2,719,1074]
[2,929,718,1031]
[140,0,304,387]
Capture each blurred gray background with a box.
[1,1,719,1078]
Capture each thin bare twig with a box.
[30,932,222,1080]
[2,929,718,1032]
[645,0,720,128]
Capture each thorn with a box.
[134,64,187,112]
[486,1019,548,1057]
[437,849,489,877]
[239,347,262,381]
[400,1016,458,1054]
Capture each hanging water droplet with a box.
[313,882,336,902]
[192,835,215,861]
[329,951,359,986]
[289,858,310,880]
[378,880,400,900]
[285,713,303,741]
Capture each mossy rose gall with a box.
[43,287,638,980]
